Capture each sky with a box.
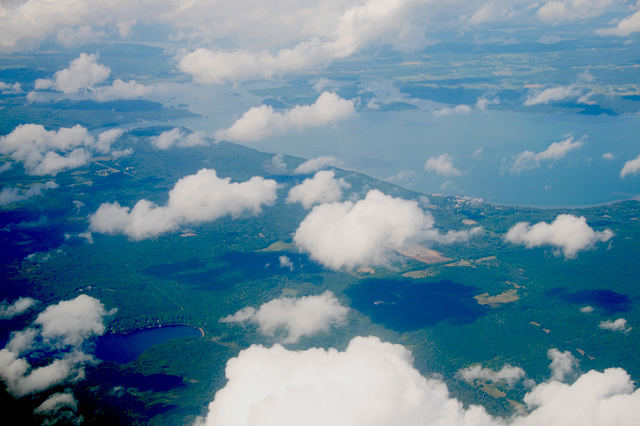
[1,0,640,424]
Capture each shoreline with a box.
[481,194,640,211]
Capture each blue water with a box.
[148,81,640,207]
[346,279,488,332]
[95,325,202,364]
[547,288,632,316]
[252,109,640,207]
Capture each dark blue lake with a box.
[95,325,203,364]
[346,279,488,332]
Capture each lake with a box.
[95,325,203,364]
[153,78,640,207]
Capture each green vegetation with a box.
[3,127,639,422]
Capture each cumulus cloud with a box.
[196,336,496,426]
[620,154,640,178]
[548,348,578,382]
[580,305,594,313]
[0,295,112,397]
[0,349,91,397]
[476,97,500,110]
[509,136,584,173]
[432,104,472,116]
[424,227,484,245]
[524,85,583,106]
[536,0,614,23]
[95,128,126,154]
[33,53,152,101]
[151,128,208,150]
[433,97,499,116]
[0,124,125,175]
[34,295,112,347]
[33,391,82,424]
[214,92,355,143]
[519,367,640,425]
[599,318,632,333]
[459,364,526,387]
[294,190,482,270]
[294,190,435,270]
[89,168,277,240]
[0,1,625,57]
[196,335,640,426]
[0,81,22,93]
[0,297,37,319]
[177,0,427,84]
[425,154,462,177]
[602,152,614,160]
[597,9,640,36]
[0,181,58,206]
[34,391,78,414]
[294,156,343,174]
[92,78,153,101]
[220,291,348,344]
[504,214,613,259]
[279,255,294,271]
[287,170,350,209]
[35,53,109,94]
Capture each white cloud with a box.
[602,152,614,160]
[33,53,152,101]
[620,154,640,178]
[279,255,294,271]
[293,190,434,270]
[536,0,614,23]
[55,24,106,46]
[177,0,427,84]
[34,294,112,347]
[34,391,78,414]
[504,214,614,258]
[548,348,578,382]
[0,1,625,57]
[7,328,39,355]
[476,97,500,110]
[89,168,278,240]
[0,124,125,175]
[516,367,640,426]
[196,335,496,426]
[0,349,90,397]
[524,85,583,106]
[92,78,153,101]
[214,92,355,143]
[0,297,37,319]
[196,335,640,426]
[580,306,594,313]
[597,10,640,36]
[151,128,208,150]
[459,364,526,387]
[0,181,58,206]
[599,318,632,333]
[294,156,343,174]
[433,104,472,116]
[424,227,484,245]
[294,190,481,270]
[0,295,112,397]
[287,170,350,209]
[425,154,462,177]
[35,53,110,94]
[220,291,348,344]
[387,170,419,182]
[95,128,126,153]
[0,81,22,93]
[509,136,583,173]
